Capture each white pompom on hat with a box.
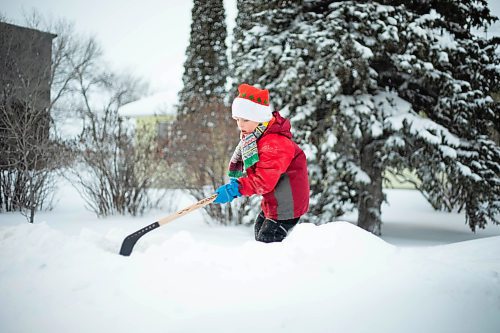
[231,83,273,123]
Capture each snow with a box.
[353,40,374,59]
[388,112,461,147]
[370,120,383,137]
[439,144,458,159]
[118,91,177,117]
[456,162,482,181]
[347,162,371,185]
[1,182,500,333]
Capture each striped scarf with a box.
[228,123,268,178]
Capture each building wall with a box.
[0,22,56,169]
[132,114,179,187]
[0,22,55,111]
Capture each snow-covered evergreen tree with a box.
[231,0,500,234]
[387,1,500,232]
[178,0,228,115]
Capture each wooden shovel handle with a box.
[158,193,218,226]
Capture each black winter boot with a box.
[256,218,290,243]
[254,212,266,241]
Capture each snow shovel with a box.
[119,194,218,256]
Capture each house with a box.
[118,91,179,187]
[0,22,56,169]
[119,90,177,146]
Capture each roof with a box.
[0,21,57,39]
[118,91,177,117]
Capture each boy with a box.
[214,83,309,243]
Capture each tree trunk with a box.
[357,141,384,236]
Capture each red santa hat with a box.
[231,83,273,123]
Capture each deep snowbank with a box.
[1,221,499,333]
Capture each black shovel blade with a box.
[119,222,160,256]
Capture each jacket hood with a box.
[266,111,292,139]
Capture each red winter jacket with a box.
[238,112,309,220]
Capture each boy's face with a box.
[233,117,260,136]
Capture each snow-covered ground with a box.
[1,181,499,333]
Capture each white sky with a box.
[1,0,498,96]
[1,0,237,95]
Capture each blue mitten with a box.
[214,178,241,204]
